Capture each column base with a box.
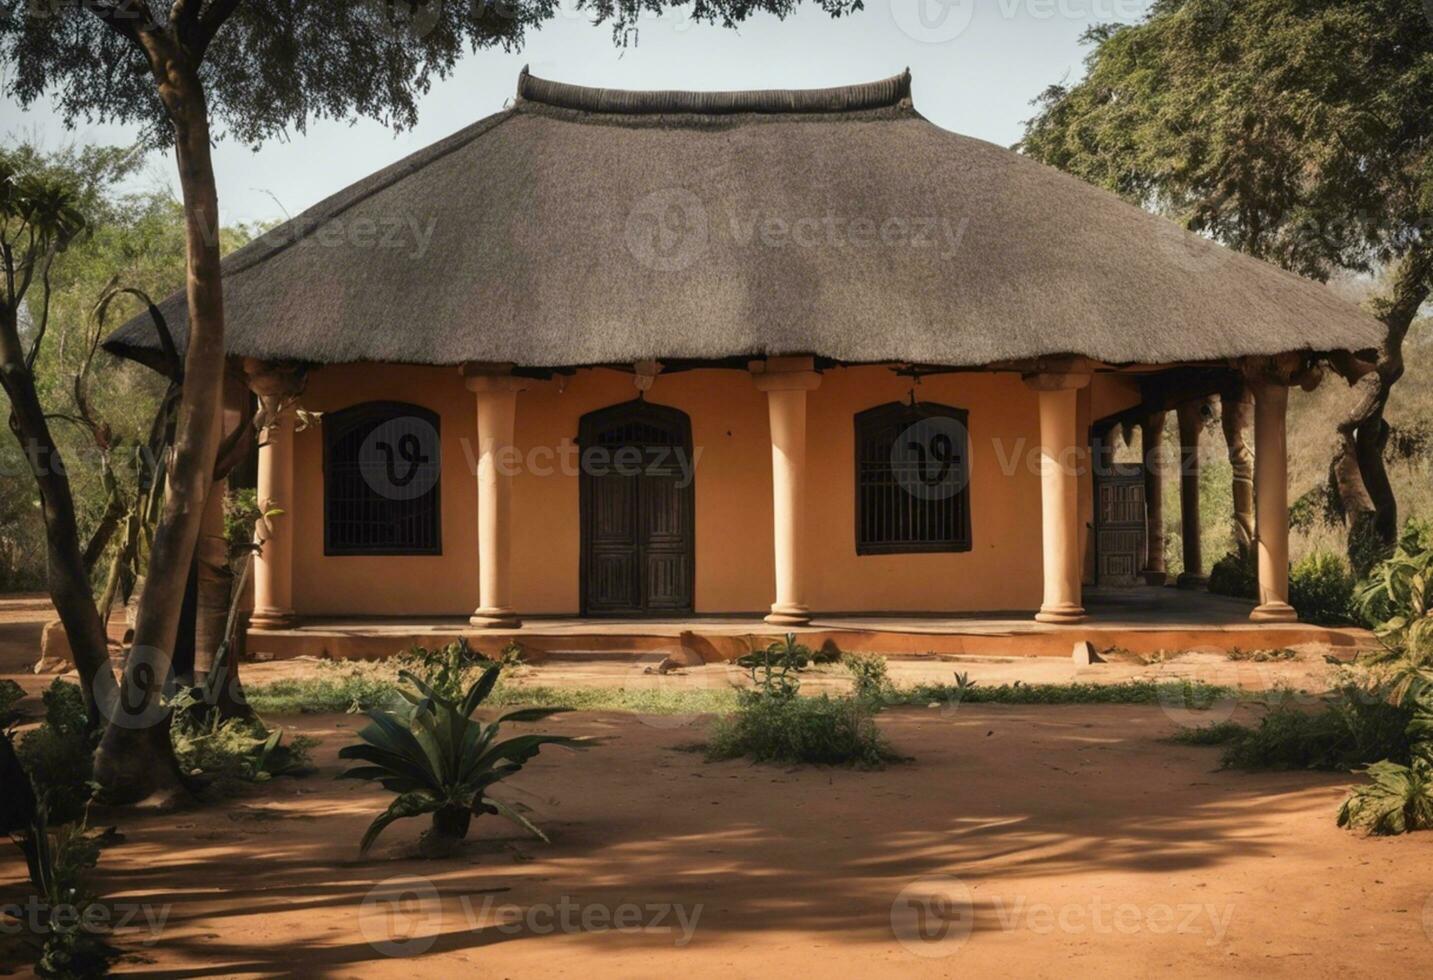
[1142,571,1168,587]
[249,608,297,630]
[469,608,522,629]
[764,604,812,627]
[1176,573,1208,590]
[1250,601,1297,624]
[1035,603,1086,625]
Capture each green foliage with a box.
[1164,721,1249,746]
[1208,550,1257,600]
[1219,692,1413,772]
[0,679,24,727]
[843,653,893,705]
[23,816,118,980]
[706,693,901,768]
[17,682,94,825]
[499,641,527,668]
[1290,552,1357,625]
[736,634,814,700]
[1356,520,1433,664]
[339,667,593,852]
[899,678,1239,708]
[1337,761,1433,835]
[170,707,314,788]
[394,638,487,702]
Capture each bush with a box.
[706,692,901,768]
[843,653,893,705]
[394,638,487,701]
[1208,550,1257,599]
[1289,552,1356,625]
[0,678,23,726]
[1218,683,1412,772]
[17,681,94,825]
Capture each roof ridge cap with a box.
[514,66,913,116]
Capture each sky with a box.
[0,0,1154,225]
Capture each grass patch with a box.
[896,678,1245,708]
[246,667,739,717]
[1217,696,1411,771]
[705,693,902,768]
[1163,721,1250,746]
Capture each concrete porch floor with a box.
[246,587,1376,662]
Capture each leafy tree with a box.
[1020,0,1433,565]
[2,0,861,803]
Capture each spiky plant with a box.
[339,667,592,853]
[1337,761,1433,836]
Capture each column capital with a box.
[750,356,822,392]
[460,363,531,395]
[243,359,307,399]
[1022,371,1091,392]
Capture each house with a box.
[104,70,1384,656]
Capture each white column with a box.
[463,366,528,629]
[1026,372,1090,624]
[245,360,303,629]
[1250,379,1296,622]
[751,357,822,627]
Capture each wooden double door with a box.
[579,400,696,616]
[1092,436,1148,587]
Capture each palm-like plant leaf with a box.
[360,792,442,855]
[479,796,551,843]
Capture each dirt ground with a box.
[3,597,1432,978]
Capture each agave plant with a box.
[339,666,591,853]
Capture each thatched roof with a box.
[105,69,1385,370]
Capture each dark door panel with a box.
[580,401,696,616]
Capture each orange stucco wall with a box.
[289,363,1140,617]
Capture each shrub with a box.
[1338,761,1433,835]
[339,667,592,853]
[843,653,893,705]
[1164,721,1249,746]
[17,681,94,825]
[1208,550,1257,599]
[0,678,23,726]
[899,678,1238,708]
[1289,552,1356,625]
[171,712,315,787]
[706,692,901,768]
[1218,682,1412,772]
[736,634,813,700]
[394,638,486,701]
[1356,520,1433,664]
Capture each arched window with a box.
[854,401,972,555]
[323,402,442,555]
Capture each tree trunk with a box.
[1329,246,1432,572]
[94,62,229,805]
[0,313,115,732]
[1220,386,1255,559]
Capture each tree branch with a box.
[194,0,243,58]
